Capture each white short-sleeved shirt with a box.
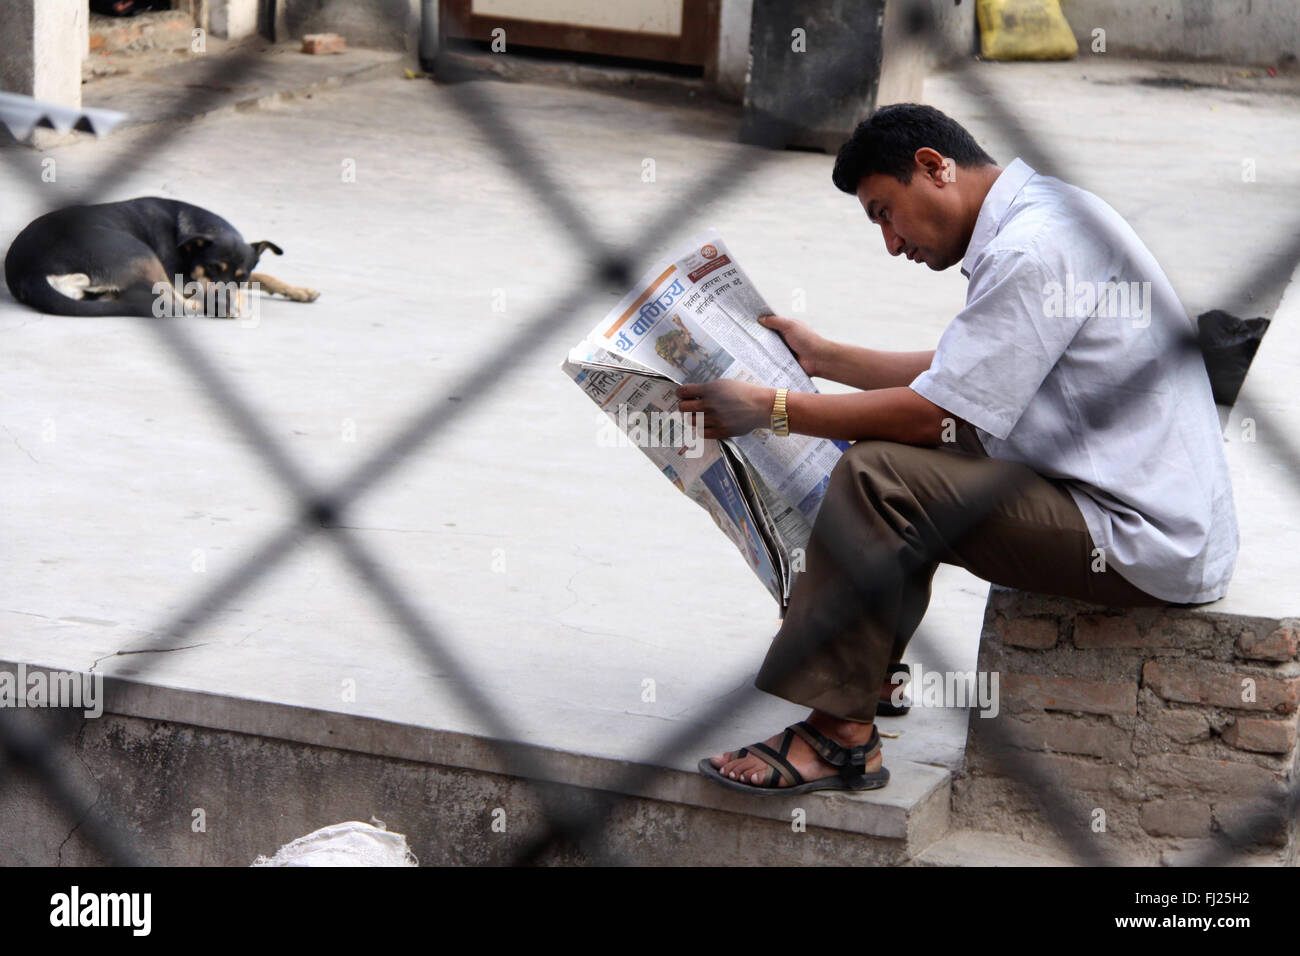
[910,158,1237,604]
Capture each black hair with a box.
[831,104,997,194]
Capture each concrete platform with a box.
[80,36,406,131]
[2,47,1298,864]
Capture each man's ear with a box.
[914,147,952,185]
[251,240,284,258]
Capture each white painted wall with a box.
[1059,0,1300,64]
[474,0,684,35]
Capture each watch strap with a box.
[771,388,789,436]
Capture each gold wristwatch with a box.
[771,388,789,436]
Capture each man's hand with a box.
[760,314,936,391]
[676,380,776,439]
[758,314,830,378]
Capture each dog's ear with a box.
[177,209,216,252]
[251,240,284,258]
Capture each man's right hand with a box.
[758,314,831,379]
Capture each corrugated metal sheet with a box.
[0,91,126,141]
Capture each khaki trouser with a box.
[754,422,1167,721]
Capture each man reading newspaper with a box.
[684,104,1237,795]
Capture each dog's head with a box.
[178,233,283,290]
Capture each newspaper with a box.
[562,230,848,606]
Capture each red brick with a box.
[995,712,1132,760]
[1003,673,1137,716]
[1009,751,1123,793]
[1141,753,1284,798]
[1140,798,1212,837]
[302,33,346,55]
[1150,707,1210,744]
[1208,799,1288,847]
[1143,660,1299,715]
[1074,614,1170,648]
[1000,615,1058,649]
[1236,622,1299,662]
[1222,716,1297,754]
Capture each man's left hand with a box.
[676,380,777,439]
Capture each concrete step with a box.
[911,827,1076,866]
[0,664,953,865]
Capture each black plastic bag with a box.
[1197,309,1270,406]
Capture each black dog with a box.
[4,197,317,318]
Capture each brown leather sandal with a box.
[697,721,890,795]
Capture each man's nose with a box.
[881,223,905,256]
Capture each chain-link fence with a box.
[1,1,1296,868]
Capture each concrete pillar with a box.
[81,0,91,61]
[211,0,260,40]
[0,0,85,109]
[876,0,928,108]
[741,0,888,152]
[717,0,754,103]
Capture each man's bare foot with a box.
[709,709,882,788]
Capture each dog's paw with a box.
[289,286,320,303]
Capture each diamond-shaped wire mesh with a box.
[1,1,1295,867]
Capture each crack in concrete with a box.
[557,544,614,618]
[57,719,104,867]
[234,621,269,648]
[557,620,627,641]
[2,608,121,628]
[89,642,211,672]
[1,608,62,621]
[1,423,39,464]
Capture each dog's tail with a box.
[5,272,159,318]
